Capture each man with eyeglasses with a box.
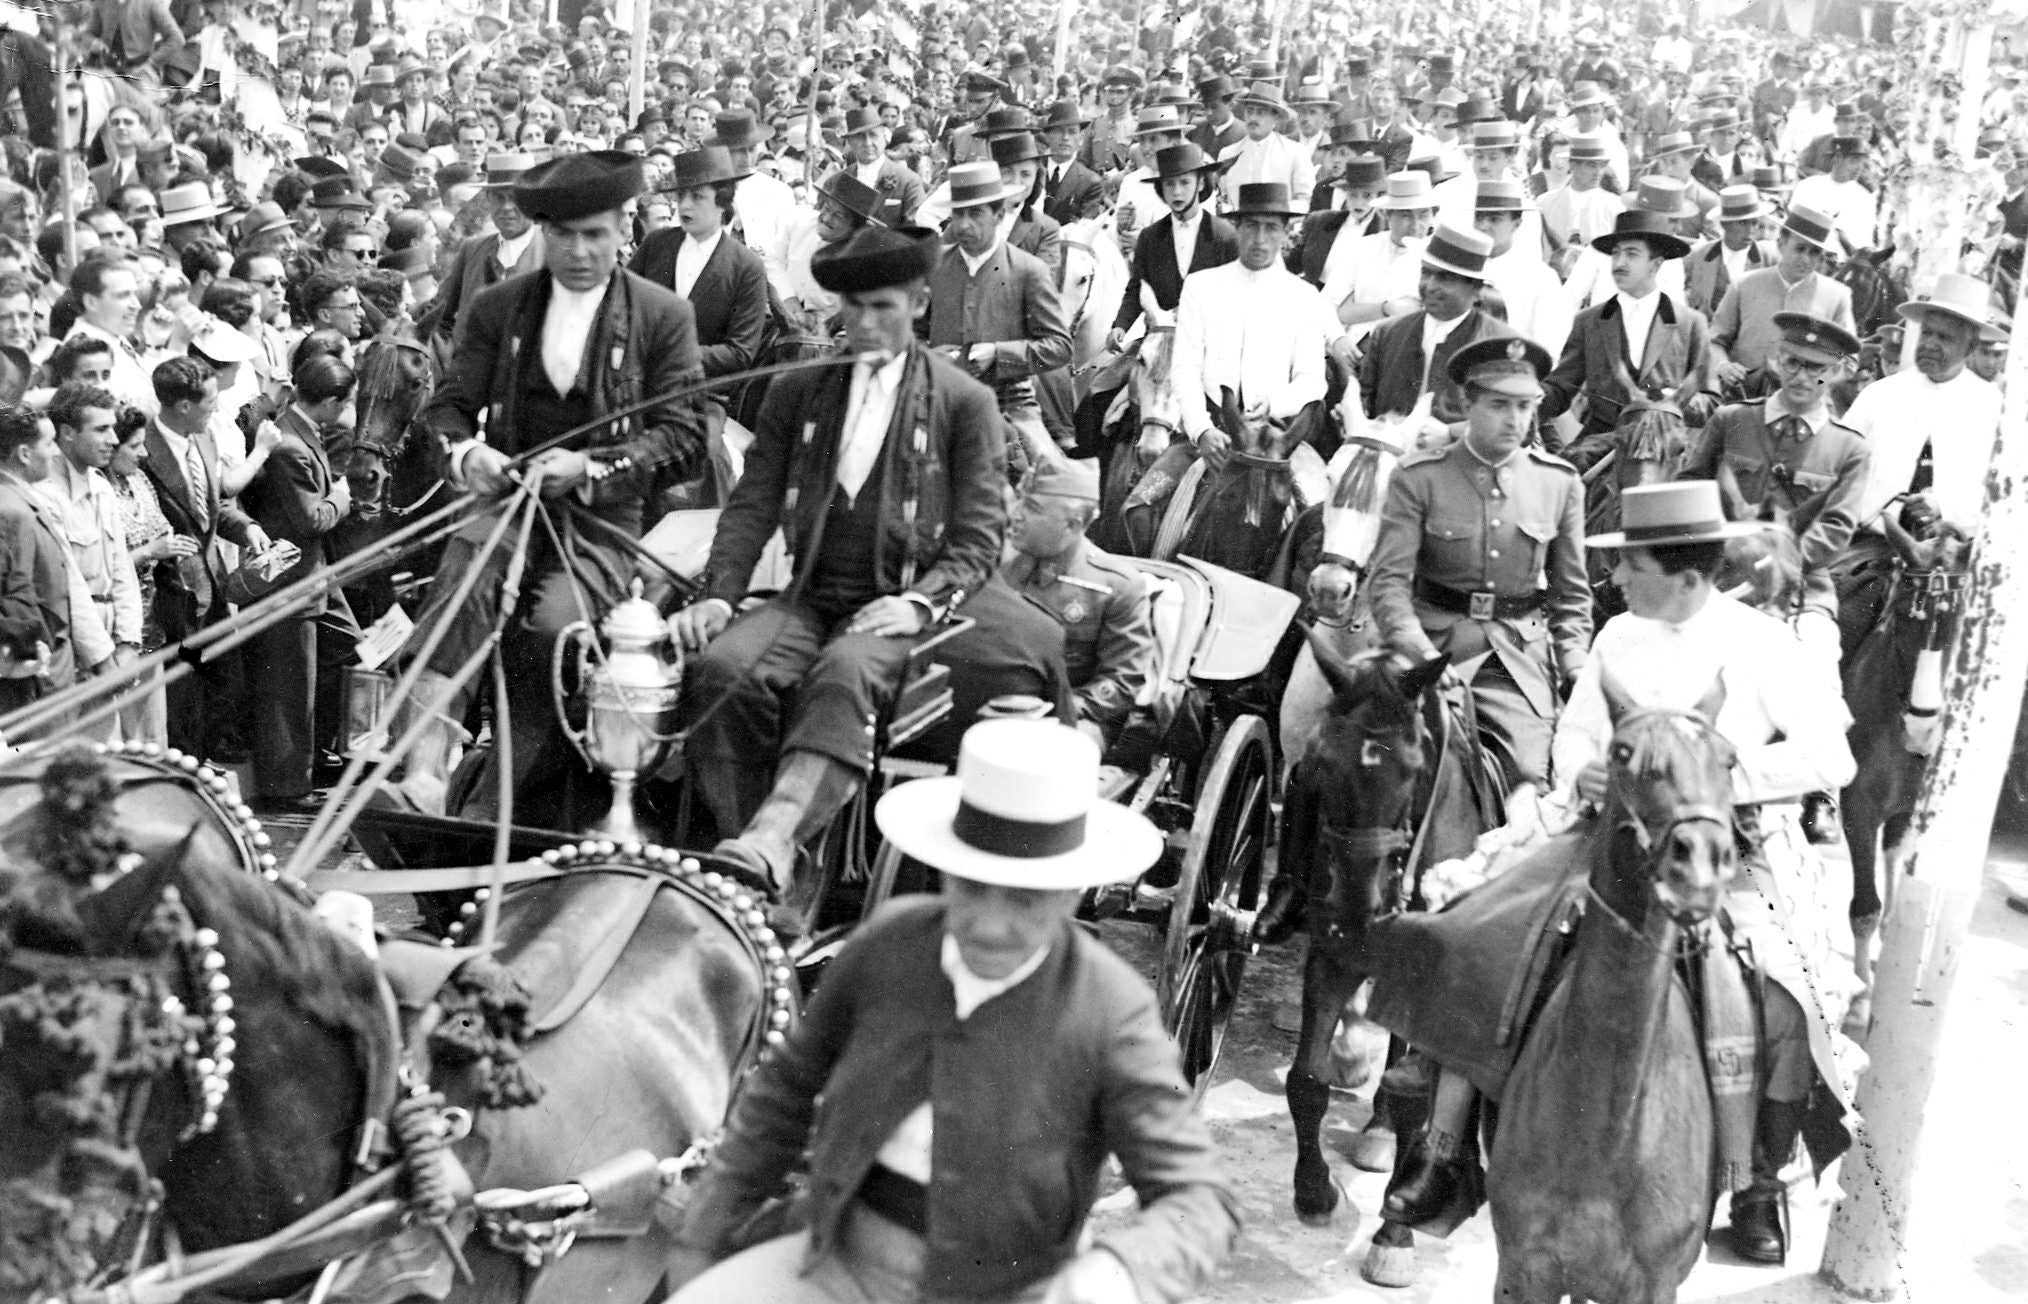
[322,221,380,274]
[301,271,366,342]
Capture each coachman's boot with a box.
[714,750,862,901]
[1728,1098,1804,1265]
[1381,1126,1465,1225]
[395,671,469,815]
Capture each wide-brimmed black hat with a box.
[1038,100,1092,132]
[1152,142,1223,181]
[310,177,369,210]
[976,106,1035,140]
[1227,182,1302,218]
[817,171,883,224]
[1591,207,1692,259]
[812,224,941,292]
[989,131,1044,166]
[708,108,769,148]
[513,150,644,223]
[660,145,750,192]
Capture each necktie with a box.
[184,437,210,529]
[836,364,888,500]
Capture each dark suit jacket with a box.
[1008,208,1064,283]
[141,419,257,626]
[424,266,707,530]
[1042,158,1106,225]
[1500,76,1546,123]
[390,99,451,147]
[702,342,1006,614]
[1286,208,1376,286]
[1683,237,1777,318]
[422,228,547,347]
[628,229,770,377]
[90,156,141,205]
[1357,308,1516,425]
[1541,292,1719,437]
[1690,150,1748,194]
[1188,116,1246,158]
[0,474,75,691]
[676,897,1235,1303]
[82,0,183,67]
[925,242,1071,396]
[865,158,927,228]
[238,407,346,611]
[1111,213,1239,333]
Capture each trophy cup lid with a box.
[603,578,670,650]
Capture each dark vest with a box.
[507,353,597,457]
[802,435,893,615]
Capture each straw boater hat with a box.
[512,150,645,223]
[1375,171,1437,211]
[1897,272,2007,342]
[1567,80,1613,109]
[876,720,1161,890]
[1715,183,1773,224]
[1587,481,1763,549]
[1777,203,1840,252]
[1291,75,1337,108]
[1421,224,1493,280]
[1446,334,1554,396]
[1630,176,1698,220]
[946,160,1024,209]
[1473,177,1533,213]
[1647,130,1698,158]
[481,153,540,189]
[1463,120,1521,152]
[1568,134,1611,164]
[1130,105,1188,138]
[812,224,940,292]
[1236,83,1295,122]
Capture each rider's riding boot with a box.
[715,750,862,900]
[1381,1066,1474,1224]
[1251,860,1309,946]
[395,670,468,815]
[1800,791,1841,845]
[1727,1098,1804,1265]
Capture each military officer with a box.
[1003,461,1155,749]
[1366,336,1593,800]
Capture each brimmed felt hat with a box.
[513,149,644,222]
[1473,177,1532,212]
[1828,134,1867,159]
[1702,108,1743,133]
[1716,184,1772,223]
[396,56,428,84]
[1771,311,1862,363]
[1337,156,1388,190]
[660,145,750,191]
[816,171,882,224]
[294,155,351,179]
[1422,224,1492,280]
[1898,271,2006,341]
[482,152,540,188]
[1648,130,1697,158]
[1404,152,1457,184]
[1196,72,1237,100]
[1587,481,1763,549]
[1630,176,1698,220]
[1464,119,1521,152]
[842,106,884,136]
[1457,92,1502,126]
[1779,203,1839,252]
[363,63,397,88]
[1152,142,1222,181]
[1130,104,1187,138]
[960,67,1011,96]
[1328,121,1375,149]
[1446,334,1552,396]
[708,108,768,148]
[376,141,423,181]
[946,160,1023,209]
[976,106,1036,139]
[989,131,1044,166]
[812,223,940,292]
[237,201,292,242]
[1227,181,1303,219]
[310,177,369,210]
[1236,83,1295,121]
[875,720,1160,890]
[1375,170,1436,210]
[379,246,434,279]
[1038,100,1092,131]
[1567,80,1613,109]
[1592,206,1692,259]
[1748,164,1791,194]
[1291,75,1337,107]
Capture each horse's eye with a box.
[1609,741,1633,766]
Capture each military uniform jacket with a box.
[1366,439,1593,717]
[1682,400,1870,616]
[702,343,1007,615]
[1004,538,1155,732]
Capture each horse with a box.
[0,744,772,1304]
[1061,216,1128,391]
[1277,644,1497,1233]
[1488,672,1740,1304]
[1835,510,1971,1032]
[326,335,449,627]
[1564,380,1698,623]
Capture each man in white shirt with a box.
[1218,84,1317,215]
[1171,182,1332,460]
[1475,180,1571,357]
[38,382,140,735]
[1538,133,1623,257]
[1328,170,1436,328]
[711,108,800,302]
[63,257,154,415]
[1112,105,1189,256]
[1788,136,1878,253]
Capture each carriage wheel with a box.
[1157,714,1272,1101]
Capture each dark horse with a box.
[326,336,450,627]
[0,744,770,1304]
[1835,513,1971,1032]
[1487,674,1740,1304]
[1278,643,1497,1230]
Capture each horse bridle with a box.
[1604,715,1738,926]
[1311,691,1450,937]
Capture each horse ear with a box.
[1304,624,1364,704]
[1599,661,1639,727]
[1691,672,1726,725]
[1397,652,1451,702]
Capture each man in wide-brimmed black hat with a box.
[396,151,707,822]
[1036,100,1104,224]
[630,146,769,382]
[422,153,548,353]
[1107,142,1237,348]
[670,225,1010,903]
[840,106,927,228]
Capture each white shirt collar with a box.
[959,235,1004,276]
[940,932,1050,1020]
[1762,394,1829,434]
[496,226,537,266]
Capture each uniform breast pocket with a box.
[1516,520,1558,575]
[1789,468,1834,503]
[1425,515,1482,572]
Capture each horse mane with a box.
[0,750,133,952]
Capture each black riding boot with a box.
[1728,1098,1804,1264]
[1381,1124,1466,1225]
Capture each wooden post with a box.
[1818,220,2028,1304]
[627,0,648,132]
[53,29,77,274]
[803,0,822,176]
[1053,0,1073,86]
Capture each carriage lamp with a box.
[553,580,683,842]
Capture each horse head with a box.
[1296,639,1450,935]
[0,747,386,1299]
[338,336,437,521]
[1719,511,1802,616]
[1595,668,1738,928]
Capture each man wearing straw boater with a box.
[396,151,707,820]
[669,718,1238,1303]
